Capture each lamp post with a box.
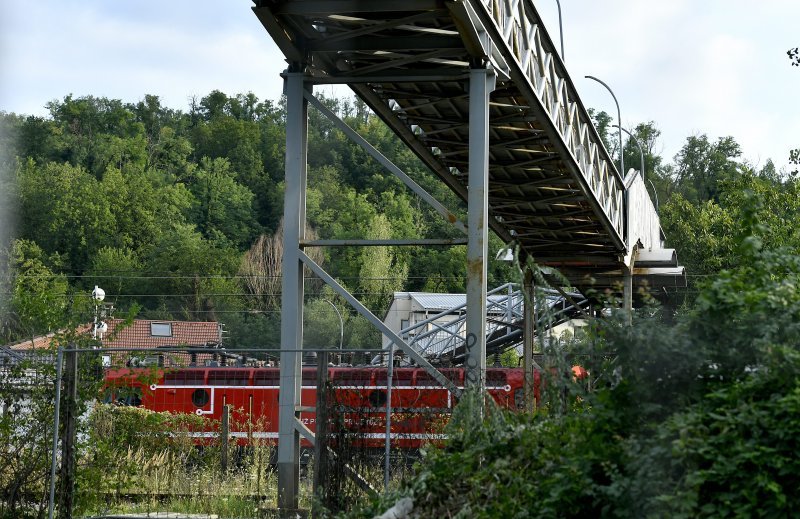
[585,76,624,177]
[648,178,659,213]
[91,286,106,341]
[554,0,565,61]
[613,124,644,183]
[612,124,659,212]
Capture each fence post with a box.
[313,350,329,517]
[221,404,230,473]
[523,270,536,412]
[57,345,78,519]
[384,343,395,492]
[47,346,65,519]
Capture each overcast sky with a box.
[1,0,798,171]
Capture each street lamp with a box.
[613,124,644,183]
[585,75,624,177]
[612,124,659,212]
[554,0,565,61]
[92,286,107,340]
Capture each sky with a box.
[1,0,798,171]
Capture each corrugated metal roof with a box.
[410,293,466,311]
[395,291,564,313]
[395,292,513,313]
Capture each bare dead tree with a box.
[240,219,324,311]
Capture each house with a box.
[8,319,226,368]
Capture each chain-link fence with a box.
[6,345,527,518]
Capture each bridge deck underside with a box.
[254,0,626,267]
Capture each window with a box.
[150,322,172,337]
[401,319,410,339]
[192,389,210,408]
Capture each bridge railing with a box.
[626,172,663,251]
[469,0,626,246]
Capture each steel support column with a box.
[277,70,309,513]
[465,66,495,389]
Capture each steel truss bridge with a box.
[249,0,685,509]
[381,283,589,364]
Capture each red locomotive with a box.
[104,366,541,448]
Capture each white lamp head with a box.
[92,286,105,302]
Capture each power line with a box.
[10,273,470,280]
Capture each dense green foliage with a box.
[0,92,515,348]
[3,89,800,517]
[348,202,800,517]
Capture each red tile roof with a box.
[101,319,221,349]
[8,333,59,351]
[9,319,220,351]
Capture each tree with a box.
[661,170,800,290]
[239,218,324,313]
[145,223,242,320]
[358,214,408,313]
[587,108,615,159]
[671,134,743,204]
[84,246,143,302]
[45,95,147,177]
[189,157,261,248]
[17,160,116,273]
[3,239,69,342]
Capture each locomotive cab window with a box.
[368,390,387,407]
[191,389,210,407]
[112,387,142,407]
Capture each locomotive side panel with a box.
[105,366,536,448]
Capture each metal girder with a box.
[635,248,677,268]
[315,70,470,83]
[307,35,463,52]
[301,238,468,246]
[299,250,462,396]
[563,267,687,290]
[491,193,584,209]
[523,238,613,250]
[252,7,305,63]
[512,222,602,235]
[305,91,467,234]
[489,176,574,189]
[269,0,445,15]
[346,49,457,77]
[317,11,449,44]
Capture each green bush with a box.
[344,196,800,518]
